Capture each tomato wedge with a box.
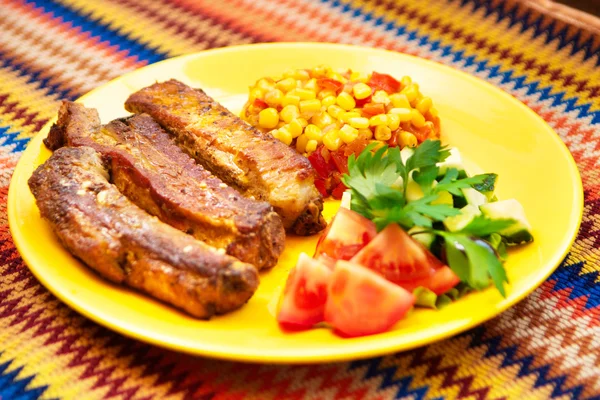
[350,224,460,294]
[368,72,401,93]
[277,253,332,329]
[394,266,460,295]
[315,208,377,261]
[325,260,415,337]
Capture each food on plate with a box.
[277,139,534,337]
[313,207,376,261]
[277,253,331,329]
[124,79,326,235]
[241,66,441,198]
[349,224,460,295]
[45,101,285,269]
[324,260,415,337]
[28,146,259,318]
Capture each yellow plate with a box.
[8,43,583,364]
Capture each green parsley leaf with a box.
[406,139,450,172]
[413,165,439,195]
[434,172,492,196]
[488,233,508,261]
[458,215,516,237]
[439,231,508,296]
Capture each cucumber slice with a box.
[462,187,488,207]
[443,204,481,232]
[480,199,533,244]
[408,226,435,249]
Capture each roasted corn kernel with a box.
[304,124,323,141]
[372,90,390,105]
[312,112,334,129]
[264,89,283,107]
[299,99,321,115]
[323,129,342,151]
[280,104,299,123]
[389,93,411,109]
[416,97,432,115]
[389,108,413,121]
[411,109,426,128]
[387,113,401,131]
[296,134,309,153]
[358,128,373,140]
[352,83,372,100]
[258,107,279,129]
[281,94,300,107]
[273,127,293,146]
[336,92,356,111]
[289,118,305,138]
[369,114,388,126]
[305,139,318,153]
[277,78,296,92]
[327,105,345,120]
[348,117,370,129]
[339,124,359,143]
[321,95,337,108]
[374,125,392,141]
[399,131,418,147]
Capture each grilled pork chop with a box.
[124,79,327,235]
[45,101,285,269]
[28,146,259,318]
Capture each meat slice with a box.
[45,101,285,269]
[124,79,327,235]
[28,146,259,318]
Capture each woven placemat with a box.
[1,0,599,398]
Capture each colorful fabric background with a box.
[1,0,599,398]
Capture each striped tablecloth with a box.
[1,0,599,399]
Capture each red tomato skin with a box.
[350,224,460,295]
[368,72,401,93]
[396,266,460,295]
[277,254,332,328]
[314,208,377,261]
[325,260,415,337]
[351,224,444,282]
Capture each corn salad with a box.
[241,66,441,198]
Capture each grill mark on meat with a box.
[28,147,259,318]
[45,101,285,269]
[124,79,327,236]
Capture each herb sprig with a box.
[341,140,514,296]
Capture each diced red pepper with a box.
[314,179,328,197]
[317,78,343,93]
[361,102,386,117]
[354,95,372,107]
[308,150,330,179]
[388,129,399,148]
[331,182,347,200]
[253,98,269,110]
[330,151,349,174]
[368,72,401,94]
